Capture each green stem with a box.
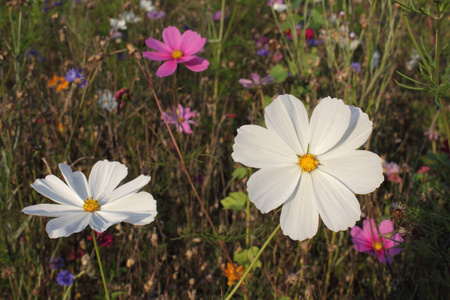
[401,10,431,76]
[225,224,281,299]
[322,231,336,300]
[434,3,450,143]
[91,230,110,300]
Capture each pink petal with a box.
[250,73,261,84]
[183,57,209,72]
[180,122,193,134]
[238,79,254,89]
[351,226,375,253]
[145,37,172,53]
[156,60,178,77]
[177,104,185,116]
[162,26,182,50]
[180,30,206,55]
[378,219,394,235]
[177,55,196,63]
[143,51,172,61]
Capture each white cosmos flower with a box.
[97,89,118,112]
[232,95,384,241]
[22,160,157,239]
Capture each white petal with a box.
[88,212,126,233]
[46,212,90,238]
[247,165,301,213]
[31,175,84,206]
[22,204,83,217]
[59,163,91,201]
[265,94,309,155]
[88,160,128,203]
[232,125,298,168]
[309,97,351,156]
[311,171,361,232]
[319,150,384,194]
[326,106,373,152]
[280,173,319,241]
[101,192,157,225]
[104,175,151,204]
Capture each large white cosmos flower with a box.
[232,95,383,241]
[22,160,157,239]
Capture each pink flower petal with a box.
[238,79,254,89]
[180,30,207,56]
[250,73,261,84]
[351,226,375,253]
[145,37,171,53]
[180,122,193,134]
[177,55,196,63]
[162,26,182,50]
[183,57,209,72]
[143,51,172,61]
[156,60,178,77]
[378,219,394,235]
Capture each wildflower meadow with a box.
[1,0,449,299]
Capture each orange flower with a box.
[223,263,246,286]
[47,76,69,92]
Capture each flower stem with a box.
[91,230,110,300]
[225,224,281,299]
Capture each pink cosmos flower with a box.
[351,218,403,263]
[161,104,196,134]
[238,73,273,89]
[143,26,209,77]
[383,161,402,183]
[417,166,430,174]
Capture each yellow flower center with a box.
[172,50,183,59]
[83,197,99,212]
[374,242,383,251]
[178,117,185,123]
[298,153,319,172]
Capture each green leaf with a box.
[264,95,272,107]
[310,8,326,29]
[270,64,288,83]
[221,192,247,210]
[234,246,262,268]
[232,166,248,181]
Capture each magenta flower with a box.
[161,104,196,134]
[351,218,403,263]
[383,161,402,183]
[238,73,273,89]
[143,26,209,77]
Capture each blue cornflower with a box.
[56,270,74,286]
[352,62,362,73]
[65,68,86,88]
[257,49,270,57]
[50,257,65,270]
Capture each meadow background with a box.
[1,0,449,299]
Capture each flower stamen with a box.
[83,197,99,212]
[298,154,319,172]
[172,50,183,59]
[177,117,185,123]
[374,242,382,251]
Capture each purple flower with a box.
[238,73,273,89]
[147,11,166,20]
[56,270,74,286]
[351,218,403,263]
[161,104,196,134]
[352,62,361,73]
[50,257,65,270]
[257,49,270,57]
[143,26,209,77]
[212,10,222,21]
[65,68,86,88]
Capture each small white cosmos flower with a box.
[22,160,157,239]
[97,90,117,112]
[232,95,384,241]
